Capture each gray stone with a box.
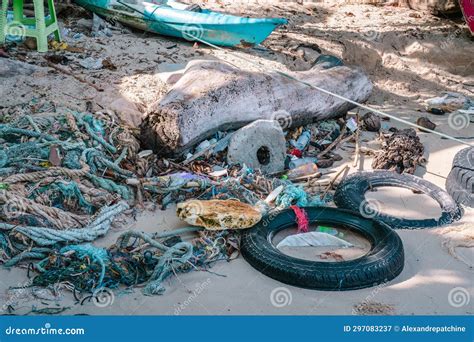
[227,120,286,174]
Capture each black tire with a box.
[241,207,404,291]
[452,146,474,170]
[446,169,474,207]
[446,147,474,208]
[333,171,463,229]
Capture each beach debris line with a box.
[25,227,239,298]
[140,59,372,155]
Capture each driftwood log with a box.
[140,60,372,155]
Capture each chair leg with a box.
[33,0,47,52]
[12,0,23,22]
[0,0,9,45]
[47,0,60,42]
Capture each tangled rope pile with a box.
[14,227,239,298]
[0,111,140,257]
[0,107,326,303]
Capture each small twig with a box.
[352,112,360,168]
[320,165,349,200]
[45,61,103,92]
[317,126,354,158]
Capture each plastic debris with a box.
[289,157,318,169]
[287,163,319,180]
[79,57,104,70]
[290,130,311,150]
[426,92,472,114]
[416,117,437,132]
[276,232,353,249]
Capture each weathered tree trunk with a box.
[140,60,372,155]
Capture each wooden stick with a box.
[320,165,349,200]
[182,133,233,165]
[317,126,354,158]
[45,61,104,92]
[352,112,360,168]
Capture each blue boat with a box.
[74,0,288,47]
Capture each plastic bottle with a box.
[287,163,319,179]
[289,157,318,169]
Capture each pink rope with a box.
[291,205,309,233]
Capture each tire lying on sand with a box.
[334,171,463,229]
[241,207,404,291]
[446,147,474,208]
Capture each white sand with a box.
[0,0,472,315]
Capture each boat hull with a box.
[74,0,287,46]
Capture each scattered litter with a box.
[346,117,358,132]
[291,205,309,233]
[91,13,113,37]
[290,130,311,150]
[289,157,318,169]
[28,228,239,296]
[316,225,344,238]
[287,162,319,180]
[79,57,105,70]
[416,117,436,132]
[362,112,381,132]
[426,92,472,114]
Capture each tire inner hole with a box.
[364,186,442,219]
[271,224,371,262]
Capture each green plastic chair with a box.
[0,0,61,52]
